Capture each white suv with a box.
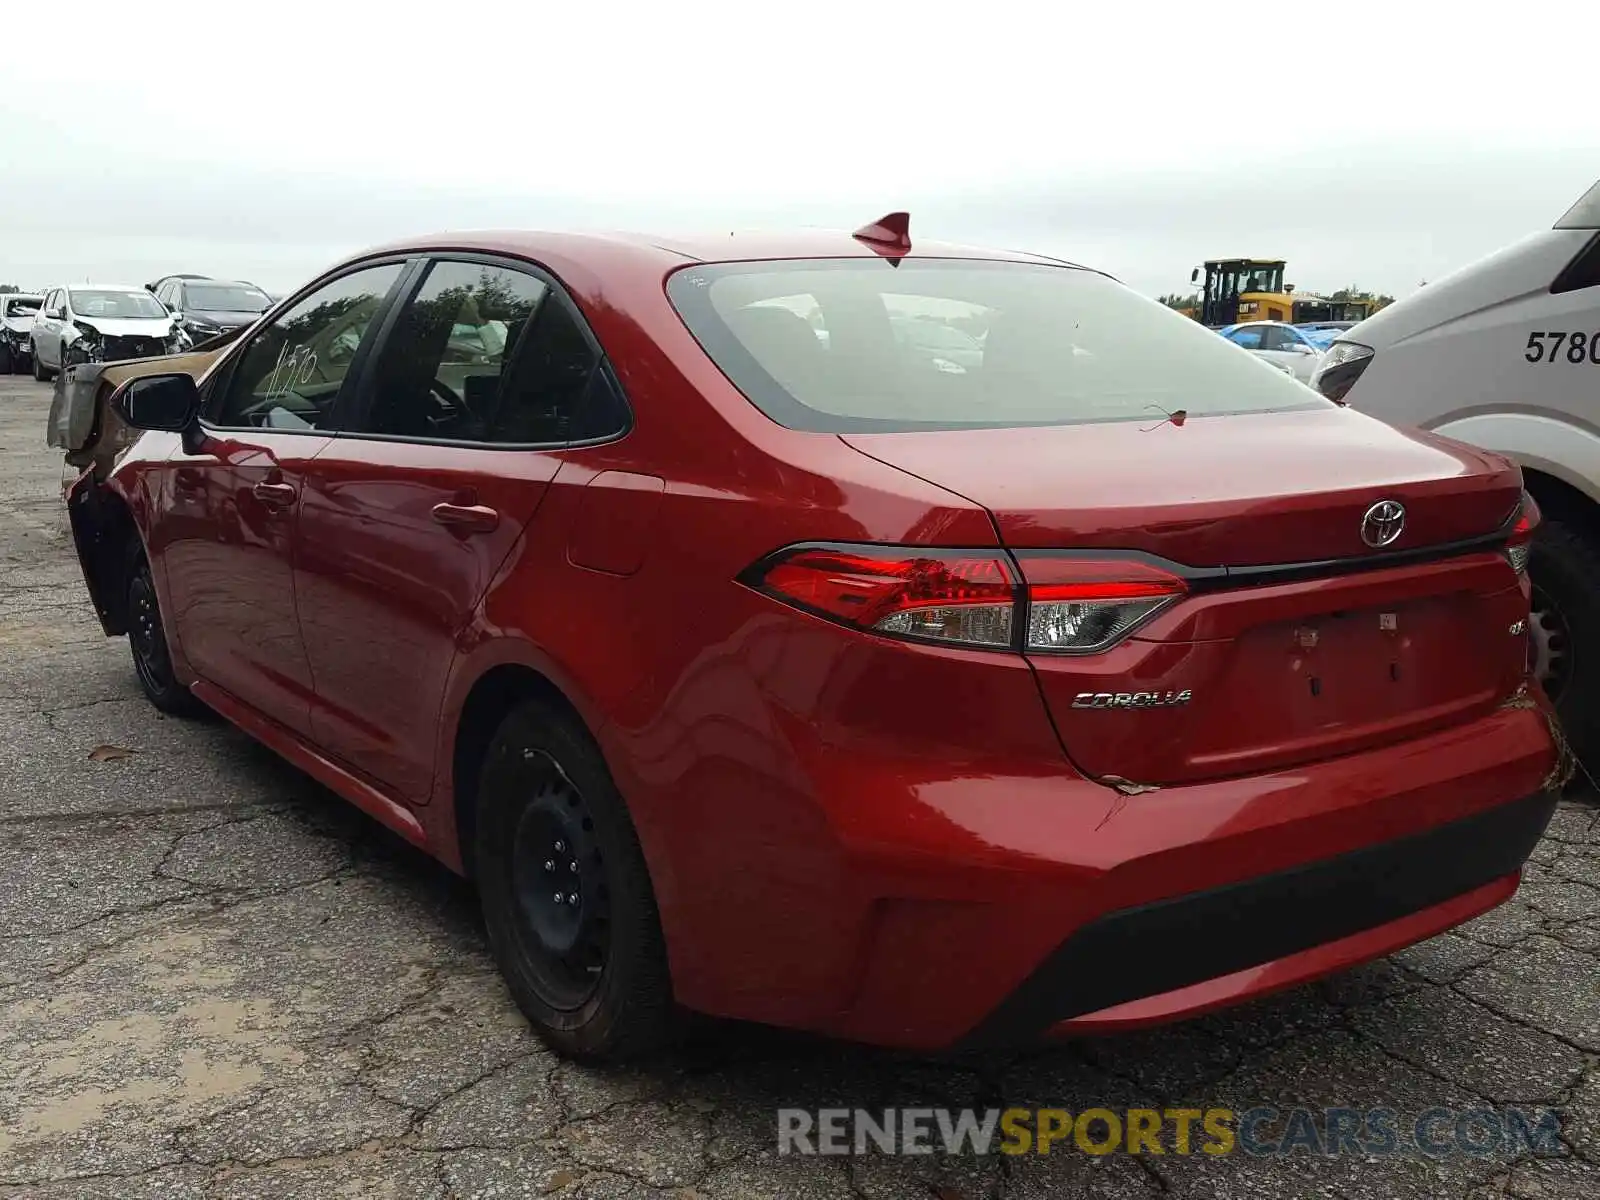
[1312,177,1600,764]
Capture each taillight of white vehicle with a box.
[1310,341,1375,404]
[1505,491,1540,577]
[744,545,1186,654]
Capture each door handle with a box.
[252,481,297,507]
[431,502,500,534]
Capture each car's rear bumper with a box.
[658,695,1557,1049]
[966,788,1554,1045]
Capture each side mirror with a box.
[45,308,63,320]
[1190,267,1200,284]
[113,373,201,432]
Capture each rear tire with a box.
[1529,518,1600,779]
[475,698,676,1060]
[127,552,205,718]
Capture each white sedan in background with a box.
[1218,320,1329,382]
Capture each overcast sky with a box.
[2,2,1595,301]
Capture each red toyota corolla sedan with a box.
[66,217,1560,1059]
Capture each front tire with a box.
[475,699,675,1060]
[127,553,205,717]
[31,341,49,382]
[1529,518,1600,776]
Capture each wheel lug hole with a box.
[544,860,554,872]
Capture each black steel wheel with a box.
[475,698,674,1059]
[1528,518,1600,778]
[127,553,205,717]
[507,765,612,1009]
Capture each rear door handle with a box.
[252,481,297,507]
[431,502,500,534]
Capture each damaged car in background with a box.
[1,292,43,374]
[29,284,185,380]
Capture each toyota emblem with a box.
[1360,499,1406,549]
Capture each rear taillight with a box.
[1506,491,1540,576]
[744,545,1186,655]
[1309,341,1374,404]
[748,545,1018,649]
[1015,555,1188,654]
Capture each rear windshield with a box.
[666,258,1329,432]
[185,284,272,312]
[2,297,40,318]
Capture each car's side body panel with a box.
[294,439,564,803]
[160,429,332,736]
[1336,226,1600,434]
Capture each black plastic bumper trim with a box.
[959,790,1557,1048]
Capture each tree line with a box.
[1157,286,1397,312]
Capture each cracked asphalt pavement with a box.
[2,374,1597,1199]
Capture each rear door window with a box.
[350,258,628,446]
[668,259,1327,433]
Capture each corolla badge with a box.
[1360,499,1406,549]
[1072,690,1193,710]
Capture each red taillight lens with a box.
[746,545,1189,655]
[1016,555,1187,654]
[749,545,1018,648]
[1506,491,1541,576]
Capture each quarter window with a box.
[206,264,403,431]
[356,259,625,445]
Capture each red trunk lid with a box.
[844,408,1531,785]
[843,408,1519,564]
